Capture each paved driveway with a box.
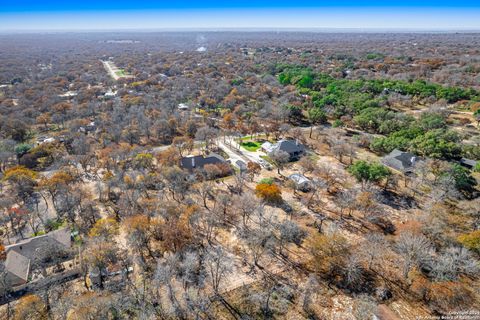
[216,138,250,164]
[217,137,274,171]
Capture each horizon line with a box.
[2,27,480,34]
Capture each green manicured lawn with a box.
[115,69,126,77]
[239,134,267,141]
[241,141,262,151]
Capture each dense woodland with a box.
[0,32,479,319]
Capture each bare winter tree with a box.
[205,246,233,295]
[331,141,349,163]
[154,254,185,318]
[298,156,318,176]
[179,251,206,291]
[341,254,365,291]
[241,226,275,269]
[183,288,214,320]
[358,233,390,271]
[277,220,307,255]
[268,149,290,175]
[428,247,479,281]
[314,163,344,194]
[195,126,219,152]
[162,166,194,201]
[336,189,358,218]
[395,231,433,279]
[194,181,214,210]
[232,191,262,228]
[190,207,218,244]
[247,277,292,318]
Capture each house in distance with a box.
[381,149,419,174]
[180,153,232,179]
[178,103,190,111]
[459,158,477,170]
[262,139,306,161]
[180,153,227,171]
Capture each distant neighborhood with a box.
[0,31,479,319]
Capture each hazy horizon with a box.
[1,1,480,31]
[2,25,480,32]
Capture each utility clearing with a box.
[101,60,133,80]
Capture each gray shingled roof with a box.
[289,173,312,191]
[5,250,30,286]
[289,173,311,185]
[6,228,72,260]
[275,140,305,154]
[180,153,226,170]
[49,228,72,248]
[381,149,418,173]
[3,228,72,288]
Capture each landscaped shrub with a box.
[256,183,282,203]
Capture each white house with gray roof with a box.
[262,139,306,161]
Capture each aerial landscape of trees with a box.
[0,31,479,319]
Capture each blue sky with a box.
[2,0,480,11]
[1,1,480,30]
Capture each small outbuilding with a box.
[178,103,190,111]
[235,160,247,172]
[459,158,477,170]
[58,91,78,99]
[79,121,97,134]
[35,136,56,146]
[288,173,312,192]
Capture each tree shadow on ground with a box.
[378,189,417,210]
